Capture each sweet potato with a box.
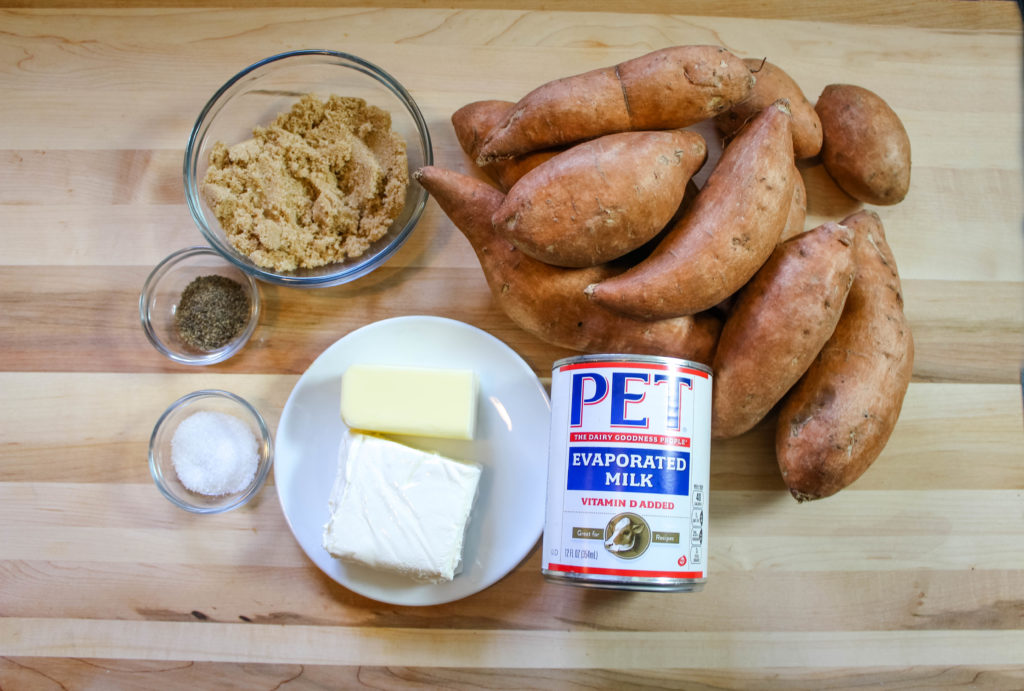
[616,178,701,266]
[476,45,754,162]
[451,100,559,191]
[712,222,856,439]
[715,59,822,159]
[815,84,911,205]
[491,129,707,267]
[780,167,807,242]
[586,100,796,320]
[775,210,914,501]
[414,165,722,362]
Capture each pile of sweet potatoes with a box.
[417,45,914,502]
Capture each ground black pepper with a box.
[175,274,251,351]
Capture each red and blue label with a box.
[561,361,708,496]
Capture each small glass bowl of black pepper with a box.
[140,246,260,365]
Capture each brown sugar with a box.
[202,94,408,272]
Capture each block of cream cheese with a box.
[322,432,482,583]
[340,363,478,440]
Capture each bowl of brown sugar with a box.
[184,50,433,288]
[140,246,260,366]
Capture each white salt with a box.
[171,410,259,496]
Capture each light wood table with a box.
[2,2,1022,687]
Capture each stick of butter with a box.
[340,363,479,440]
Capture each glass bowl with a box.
[149,390,274,514]
[140,246,260,366]
[183,49,433,288]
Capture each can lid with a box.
[552,353,712,377]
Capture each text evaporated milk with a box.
[542,354,712,591]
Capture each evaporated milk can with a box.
[541,354,712,591]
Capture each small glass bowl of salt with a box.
[149,389,273,513]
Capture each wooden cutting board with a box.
[1,3,1022,688]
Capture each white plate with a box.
[274,316,551,606]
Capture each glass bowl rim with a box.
[139,245,261,366]
[148,388,274,514]
[182,48,434,288]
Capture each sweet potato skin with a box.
[451,100,508,165]
[586,100,796,320]
[815,84,911,205]
[451,100,558,191]
[715,59,822,159]
[775,210,914,501]
[477,45,754,162]
[616,46,755,129]
[780,166,807,242]
[414,165,721,363]
[712,222,855,439]
[492,129,707,268]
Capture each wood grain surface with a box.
[1,2,1022,688]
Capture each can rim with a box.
[542,569,706,591]
[552,353,713,377]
